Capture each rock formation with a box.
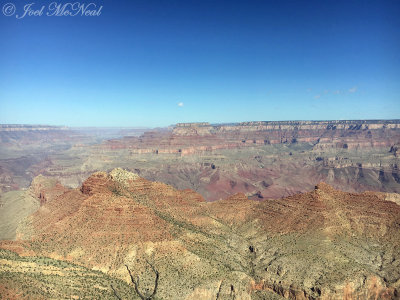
[103,120,400,155]
[1,169,399,299]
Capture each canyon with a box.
[0,120,400,299]
[2,120,399,200]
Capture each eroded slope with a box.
[1,169,399,299]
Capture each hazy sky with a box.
[1,0,399,127]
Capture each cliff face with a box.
[2,169,399,299]
[102,120,400,156]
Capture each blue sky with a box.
[0,0,399,127]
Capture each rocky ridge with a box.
[1,169,399,299]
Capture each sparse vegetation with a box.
[0,249,134,299]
